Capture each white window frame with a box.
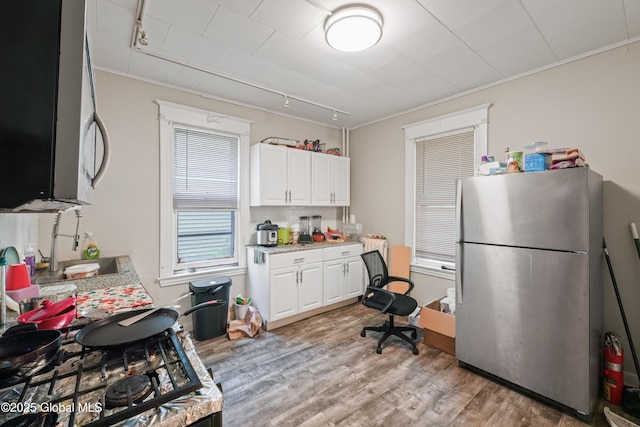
[156,100,252,286]
[403,104,490,280]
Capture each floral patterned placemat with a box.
[75,283,154,317]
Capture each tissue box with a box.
[524,153,551,172]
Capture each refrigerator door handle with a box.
[456,243,463,305]
[455,179,462,243]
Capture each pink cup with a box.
[6,263,31,290]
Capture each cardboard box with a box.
[419,298,456,355]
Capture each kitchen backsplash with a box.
[0,213,38,260]
[250,206,342,232]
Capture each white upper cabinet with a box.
[250,144,311,206]
[311,153,350,206]
[251,143,350,207]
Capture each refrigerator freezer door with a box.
[459,168,596,252]
[455,243,592,414]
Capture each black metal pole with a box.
[604,238,640,382]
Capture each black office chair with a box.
[360,250,419,355]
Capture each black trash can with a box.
[189,276,232,341]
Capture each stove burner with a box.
[0,412,58,427]
[105,374,153,408]
[104,375,151,408]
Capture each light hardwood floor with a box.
[195,303,615,427]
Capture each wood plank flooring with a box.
[195,303,618,427]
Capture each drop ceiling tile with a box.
[144,0,219,35]
[91,30,132,73]
[336,44,402,73]
[215,0,261,17]
[353,82,422,112]
[163,66,208,92]
[522,0,628,58]
[256,63,332,97]
[453,1,535,49]
[213,47,272,78]
[422,44,502,90]
[396,72,459,103]
[418,0,513,30]
[476,26,557,76]
[293,55,378,92]
[128,50,185,83]
[370,56,428,85]
[254,32,314,70]
[392,17,465,64]
[95,0,136,38]
[625,0,640,37]
[203,6,274,53]
[250,0,326,40]
[162,25,225,65]
[375,0,440,45]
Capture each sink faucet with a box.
[49,205,82,272]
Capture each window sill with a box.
[158,265,246,287]
[410,264,455,281]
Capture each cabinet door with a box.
[345,257,364,298]
[298,262,323,312]
[269,266,299,320]
[287,149,311,205]
[332,156,350,206]
[251,144,288,205]
[323,259,345,305]
[311,154,331,206]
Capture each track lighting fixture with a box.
[332,111,338,121]
[284,95,290,108]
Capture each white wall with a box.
[349,41,640,380]
[30,71,342,329]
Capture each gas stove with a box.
[0,324,222,427]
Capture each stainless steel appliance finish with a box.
[0,0,110,212]
[256,220,279,246]
[455,167,603,419]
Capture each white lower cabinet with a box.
[323,244,363,305]
[247,243,363,329]
[269,261,322,321]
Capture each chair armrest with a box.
[365,286,396,314]
[386,275,415,295]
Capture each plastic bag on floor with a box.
[227,305,262,340]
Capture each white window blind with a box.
[415,129,475,263]
[173,126,239,209]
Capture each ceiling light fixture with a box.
[325,6,383,52]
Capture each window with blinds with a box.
[173,126,239,267]
[415,129,475,263]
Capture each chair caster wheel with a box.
[376,347,382,354]
[411,331,417,339]
[412,348,419,355]
[360,330,366,337]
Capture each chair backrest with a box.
[361,250,389,289]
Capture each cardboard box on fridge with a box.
[419,298,455,356]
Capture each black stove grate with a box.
[0,328,202,427]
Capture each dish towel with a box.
[363,237,388,263]
[75,283,154,317]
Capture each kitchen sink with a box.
[35,257,121,284]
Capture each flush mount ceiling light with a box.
[325,6,383,52]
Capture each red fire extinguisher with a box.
[604,332,624,405]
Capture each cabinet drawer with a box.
[270,249,323,270]
[323,244,363,261]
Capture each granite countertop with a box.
[1,255,144,327]
[248,239,363,254]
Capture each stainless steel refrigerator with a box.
[455,167,602,419]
